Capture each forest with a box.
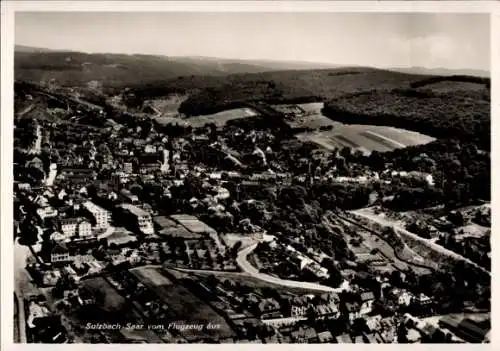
[323,88,490,150]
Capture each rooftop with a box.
[120,203,149,217]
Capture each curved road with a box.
[351,210,490,275]
[236,244,345,293]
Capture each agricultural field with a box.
[351,208,490,276]
[146,94,189,116]
[189,270,321,296]
[130,266,174,287]
[75,277,165,343]
[273,102,341,130]
[296,125,435,154]
[187,108,258,128]
[82,277,128,311]
[170,214,217,235]
[455,223,489,240]
[349,225,431,274]
[132,269,235,340]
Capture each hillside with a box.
[14,47,339,90]
[170,68,434,116]
[322,85,490,150]
[14,47,490,152]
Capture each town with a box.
[13,80,491,343]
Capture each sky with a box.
[15,12,490,71]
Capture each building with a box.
[317,331,334,343]
[336,334,353,343]
[290,327,318,343]
[303,262,329,279]
[119,204,154,235]
[122,162,133,174]
[58,218,92,239]
[390,289,413,307]
[364,333,384,343]
[360,291,375,315]
[257,298,281,319]
[344,301,361,321]
[439,316,490,343]
[26,157,44,170]
[58,218,79,238]
[36,206,58,221]
[51,242,72,263]
[413,293,433,307]
[82,201,110,230]
[120,189,139,204]
[77,219,92,238]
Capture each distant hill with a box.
[15,45,67,53]
[14,46,341,89]
[390,66,489,78]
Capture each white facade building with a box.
[82,201,111,230]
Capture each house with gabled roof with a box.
[360,291,375,315]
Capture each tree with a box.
[18,221,39,246]
[325,267,343,288]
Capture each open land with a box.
[129,267,235,340]
[297,125,435,154]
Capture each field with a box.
[273,102,340,130]
[323,88,490,150]
[171,214,217,235]
[190,270,322,296]
[75,278,164,343]
[350,226,429,274]
[131,267,234,340]
[146,94,188,116]
[186,108,258,128]
[130,266,174,287]
[351,208,490,276]
[456,224,489,240]
[82,277,127,311]
[296,125,435,154]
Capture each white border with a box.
[1,1,498,351]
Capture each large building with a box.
[51,242,72,264]
[58,217,92,239]
[82,201,111,230]
[119,203,154,235]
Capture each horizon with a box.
[15,12,490,72]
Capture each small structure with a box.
[360,291,375,315]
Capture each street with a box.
[236,244,345,293]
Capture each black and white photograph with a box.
[2,2,494,346]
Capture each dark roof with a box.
[458,319,490,339]
[153,216,177,229]
[52,242,69,254]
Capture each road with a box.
[29,123,42,155]
[236,244,345,293]
[17,104,35,119]
[351,210,490,275]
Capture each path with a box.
[17,104,35,119]
[351,210,490,275]
[236,244,345,293]
[29,123,42,155]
